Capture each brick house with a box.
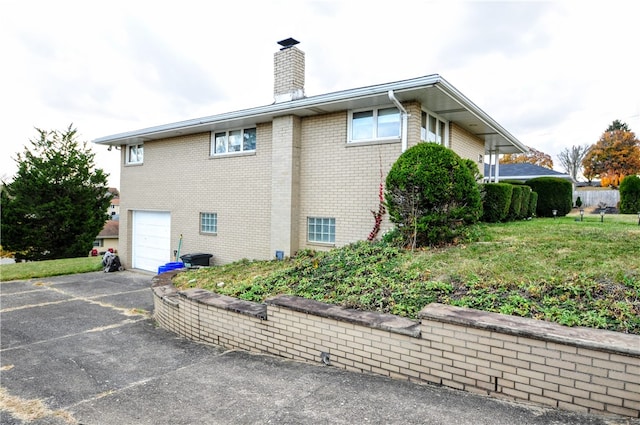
[93,39,527,272]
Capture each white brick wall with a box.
[119,128,272,267]
[119,102,489,267]
[151,280,640,420]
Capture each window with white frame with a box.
[200,212,218,234]
[307,217,335,244]
[211,128,256,155]
[126,143,143,164]
[421,111,448,146]
[349,107,400,142]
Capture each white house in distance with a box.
[93,39,527,273]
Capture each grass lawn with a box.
[0,257,103,282]
[174,213,640,335]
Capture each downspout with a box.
[388,90,409,152]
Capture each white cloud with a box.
[2,0,639,186]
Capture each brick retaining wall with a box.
[152,272,640,419]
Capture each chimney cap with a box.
[277,37,300,50]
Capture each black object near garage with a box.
[180,253,213,267]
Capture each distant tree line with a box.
[501,120,640,188]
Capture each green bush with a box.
[507,185,524,220]
[519,186,532,218]
[528,191,538,218]
[385,143,482,247]
[619,175,640,213]
[480,183,513,222]
[526,177,573,217]
[461,158,482,182]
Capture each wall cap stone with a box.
[151,269,183,287]
[419,303,640,356]
[178,288,267,320]
[151,270,267,319]
[266,294,421,337]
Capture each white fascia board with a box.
[93,75,443,145]
[434,78,528,154]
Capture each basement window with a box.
[200,212,218,234]
[307,217,335,244]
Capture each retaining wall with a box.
[152,272,640,419]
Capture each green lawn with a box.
[174,213,640,334]
[0,257,103,282]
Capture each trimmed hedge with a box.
[519,186,532,218]
[619,175,640,214]
[525,177,572,217]
[507,185,524,220]
[385,143,482,247]
[481,183,513,222]
[528,191,538,218]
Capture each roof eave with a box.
[93,75,444,145]
[93,74,526,154]
[433,78,528,154]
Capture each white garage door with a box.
[132,211,171,272]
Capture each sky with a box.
[1,0,639,188]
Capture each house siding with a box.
[119,126,273,267]
[298,111,402,250]
[97,236,119,254]
[450,123,485,173]
[117,101,488,269]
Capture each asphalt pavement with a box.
[0,270,637,425]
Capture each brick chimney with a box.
[274,38,305,103]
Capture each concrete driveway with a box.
[0,271,636,425]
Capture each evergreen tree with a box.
[1,125,112,261]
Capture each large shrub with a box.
[619,175,640,213]
[519,186,532,218]
[385,143,482,248]
[480,183,513,222]
[525,177,573,217]
[461,158,482,182]
[528,191,538,218]
[507,185,524,221]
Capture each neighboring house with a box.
[109,197,120,218]
[93,39,527,272]
[484,163,573,183]
[93,220,119,254]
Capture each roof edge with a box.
[433,78,528,154]
[93,74,443,145]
